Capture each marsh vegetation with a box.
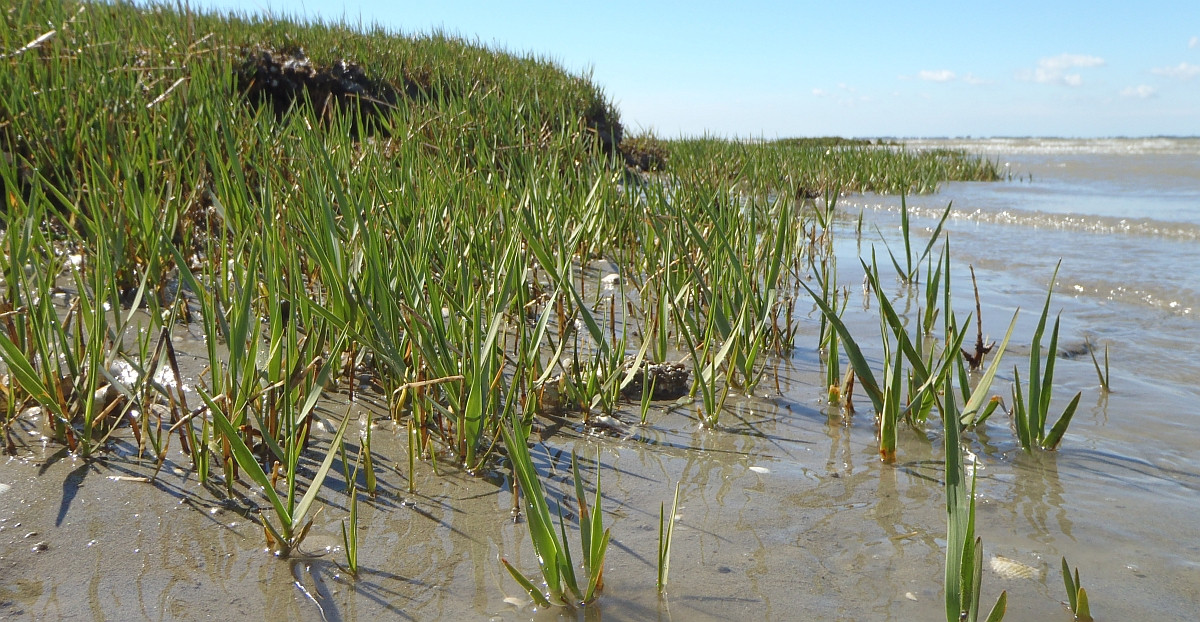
[0,3,1118,620]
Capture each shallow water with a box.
[3,137,1199,620]
[839,136,1200,617]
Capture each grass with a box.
[813,254,845,404]
[210,401,352,555]
[658,483,681,595]
[500,412,610,607]
[941,380,1008,622]
[340,445,361,575]
[0,0,1096,617]
[879,194,952,284]
[1011,263,1083,452]
[1061,557,1093,621]
[1085,337,1111,392]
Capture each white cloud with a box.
[812,88,828,97]
[963,73,988,85]
[1151,62,1200,79]
[918,69,956,82]
[1020,53,1106,86]
[1191,36,1198,49]
[1120,85,1157,98]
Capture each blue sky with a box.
[188,0,1199,138]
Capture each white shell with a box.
[989,555,1041,580]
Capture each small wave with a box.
[904,137,1200,156]
[944,207,1200,242]
[845,197,1200,243]
[841,197,1200,319]
[1066,279,1195,316]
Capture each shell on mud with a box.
[989,555,1041,580]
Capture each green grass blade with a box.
[584,453,609,601]
[960,312,1018,426]
[1062,557,1077,612]
[572,453,592,567]
[206,392,289,528]
[291,408,353,532]
[463,365,485,464]
[968,536,984,622]
[877,230,910,282]
[586,528,610,602]
[1011,369,1031,451]
[501,558,552,609]
[1040,315,1063,422]
[917,201,954,268]
[0,333,66,420]
[1086,339,1110,391]
[983,591,1007,622]
[658,483,681,593]
[1029,261,1061,438]
[1042,391,1082,450]
[900,193,913,277]
[880,340,903,460]
[556,507,582,601]
[801,281,883,412]
[500,413,565,600]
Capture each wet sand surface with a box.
[5,138,1200,620]
[4,328,1197,621]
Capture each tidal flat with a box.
[3,3,1199,621]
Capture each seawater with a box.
[905,137,1200,311]
[845,136,1200,446]
[832,137,1200,618]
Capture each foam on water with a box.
[849,137,1200,318]
[905,136,1200,156]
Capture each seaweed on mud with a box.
[621,360,691,401]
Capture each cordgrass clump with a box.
[619,133,670,172]
[1062,557,1093,621]
[500,413,611,608]
[1010,263,1083,452]
[0,0,1094,618]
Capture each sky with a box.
[187,0,1200,138]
